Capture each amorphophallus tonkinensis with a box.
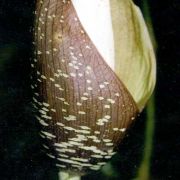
[31,0,156,179]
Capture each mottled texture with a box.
[32,0,138,175]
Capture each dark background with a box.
[0,0,179,179]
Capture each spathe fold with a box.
[72,0,156,111]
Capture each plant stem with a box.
[142,0,157,49]
[136,94,156,180]
[58,171,81,180]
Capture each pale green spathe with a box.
[111,0,156,111]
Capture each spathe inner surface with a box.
[72,0,115,70]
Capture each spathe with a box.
[34,0,156,177]
[72,0,156,111]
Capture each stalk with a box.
[58,172,81,180]
[136,94,156,180]
[142,0,157,49]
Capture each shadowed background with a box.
[0,0,179,179]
